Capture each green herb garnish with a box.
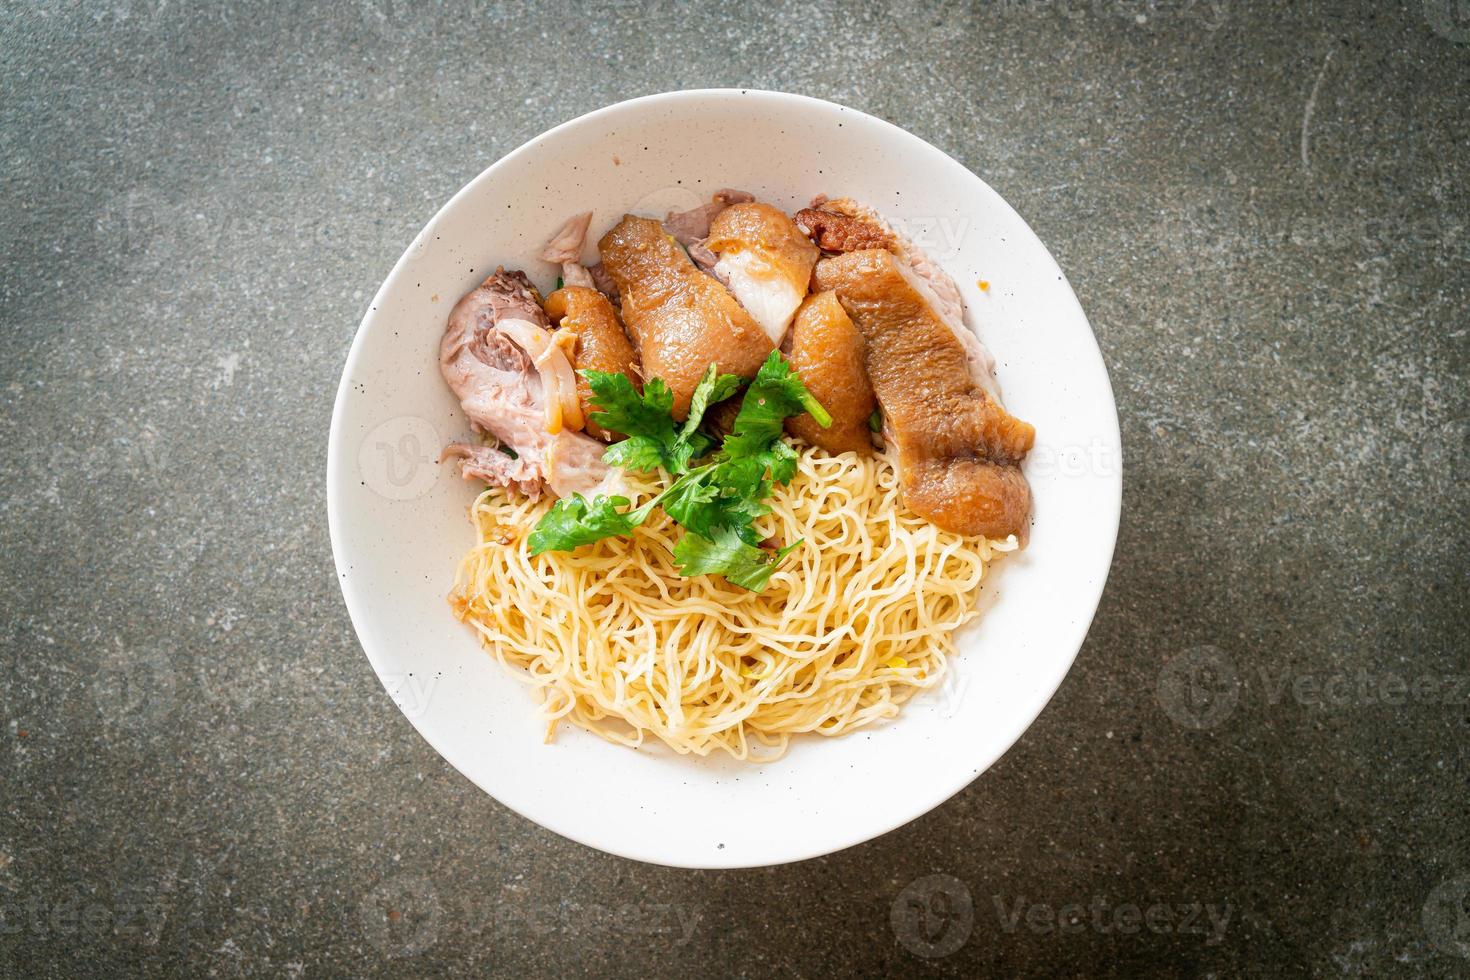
[586,365,742,475]
[527,493,657,556]
[672,526,803,593]
[527,352,830,591]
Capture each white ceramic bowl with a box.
[327,90,1121,869]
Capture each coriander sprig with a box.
[526,352,830,592]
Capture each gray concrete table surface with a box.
[2,0,1467,976]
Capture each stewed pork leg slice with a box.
[812,249,1034,540]
[705,202,820,346]
[597,214,774,420]
[439,268,613,498]
[782,290,876,456]
[544,285,641,442]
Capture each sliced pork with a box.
[782,290,876,456]
[440,443,542,498]
[540,211,596,289]
[799,196,1000,399]
[597,214,774,419]
[795,206,895,253]
[705,202,819,345]
[439,268,614,498]
[662,189,755,245]
[587,262,619,302]
[812,249,1034,540]
[544,285,641,442]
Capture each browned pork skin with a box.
[705,202,820,345]
[663,189,755,245]
[597,214,774,420]
[799,196,997,398]
[812,250,1034,540]
[544,285,641,442]
[795,207,895,253]
[782,291,876,455]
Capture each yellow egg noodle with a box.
[449,448,1016,761]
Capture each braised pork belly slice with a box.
[705,202,820,346]
[597,214,774,420]
[812,249,1034,540]
[799,196,1001,401]
[544,285,641,442]
[782,290,876,456]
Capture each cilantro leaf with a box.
[584,366,742,474]
[527,493,657,555]
[532,355,824,590]
[665,431,714,476]
[680,365,745,443]
[712,455,774,501]
[599,434,669,472]
[661,467,766,545]
[584,372,677,456]
[761,438,800,485]
[719,351,829,485]
[671,526,802,592]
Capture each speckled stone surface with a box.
[2,1,1467,976]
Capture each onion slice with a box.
[496,318,584,434]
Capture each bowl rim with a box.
[326,88,1122,868]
